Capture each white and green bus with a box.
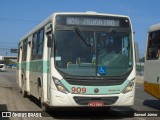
[17,12,136,111]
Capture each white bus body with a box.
[144,23,160,99]
[0,56,5,71]
[17,12,136,110]
[0,63,5,71]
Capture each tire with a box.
[39,87,49,111]
[22,80,27,98]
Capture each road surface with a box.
[0,69,159,120]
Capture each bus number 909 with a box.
[71,87,86,94]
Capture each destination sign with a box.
[56,15,130,28]
[66,17,120,27]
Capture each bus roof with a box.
[148,23,160,32]
[19,12,130,42]
[54,12,130,18]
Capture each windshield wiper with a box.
[74,27,91,46]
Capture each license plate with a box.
[88,101,104,107]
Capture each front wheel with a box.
[22,80,27,98]
[39,87,49,111]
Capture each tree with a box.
[4,59,16,65]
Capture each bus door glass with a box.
[46,31,52,100]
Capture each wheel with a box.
[39,87,49,111]
[22,80,27,98]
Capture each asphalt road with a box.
[0,69,159,120]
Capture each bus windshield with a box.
[55,29,133,77]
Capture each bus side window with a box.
[157,48,160,58]
[31,33,38,60]
[148,47,157,59]
[147,31,160,60]
[37,28,44,59]
[148,33,152,46]
[22,39,28,61]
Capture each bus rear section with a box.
[144,23,160,99]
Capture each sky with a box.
[0,0,160,57]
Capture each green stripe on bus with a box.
[61,79,129,95]
[17,60,49,73]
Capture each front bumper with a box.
[49,88,134,107]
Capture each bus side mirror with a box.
[47,34,53,48]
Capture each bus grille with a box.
[73,96,118,105]
[65,79,125,86]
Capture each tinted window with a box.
[147,30,160,60]
[37,29,44,59]
[22,39,28,61]
[31,33,38,60]
[31,28,44,60]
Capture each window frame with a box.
[22,39,28,61]
[31,28,44,60]
[146,30,160,60]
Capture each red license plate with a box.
[88,101,104,107]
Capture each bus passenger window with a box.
[157,49,160,59]
[148,34,152,45]
[147,31,160,60]
[148,48,157,59]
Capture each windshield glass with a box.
[55,29,133,77]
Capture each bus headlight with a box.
[52,77,69,94]
[123,79,135,94]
